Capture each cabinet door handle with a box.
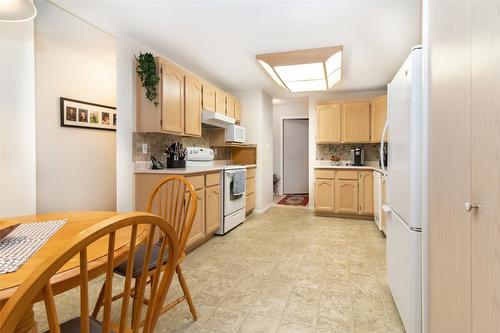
[464,201,479,212]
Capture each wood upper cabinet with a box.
[160,61,184,134]
[335,180,359,214]
[315,179,335,212]
[235,100,241,123]
[215,90,226,115]
[359,171,374,214]
[341,102,370,143]
[186,189,205,248]
[201,84,216,112]
[226,95,235,119]
[370,95,388,143]
[316,104,341,143]
[184,75,202,137]
[205,185,221,234]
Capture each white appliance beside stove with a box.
[186,147,246,235]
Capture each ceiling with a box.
[50,0,421,98]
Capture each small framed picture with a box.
[60,98,116,131]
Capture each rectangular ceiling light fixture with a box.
[256,46,343,92]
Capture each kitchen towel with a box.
[232,170,246,196]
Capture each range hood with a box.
[201,110,235,128]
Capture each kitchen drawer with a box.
[246,177,256,195]
[246,167,256,179]
[315,169,335,179]
[205,172,221,187]
[335,170,358,180]
[186,175,204,190]
[246,192,256,213]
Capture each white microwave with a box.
[225,125,246,143]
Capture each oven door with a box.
[224,170,246,216]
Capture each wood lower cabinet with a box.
[314,168,374,219]
[315,179,334,212]
[341,102,370,143]
[184,75,201,137]
[135,171,222,251]
[370,95,388,143]
[359,171,374,214]
[316,104,341,143]
[205,184,221,234]
[246,167,256,214]
[160,60,184,134]
[186,189,204,247]
[335,180,359,214]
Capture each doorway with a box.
[282,118,309,195]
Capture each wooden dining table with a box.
[0,211,149,333]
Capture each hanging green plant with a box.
[135,52,160,106]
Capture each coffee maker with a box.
[350,147,365,166]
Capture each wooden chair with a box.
[93,175,199,323]
[0,212,179,333]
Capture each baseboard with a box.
[254,203,273,214]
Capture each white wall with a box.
[272,98,308,194]
[0,21,36,217]
[116,38,163,211]
[35,1,117,213]
[307,90,386,208]
[234,89,274,212]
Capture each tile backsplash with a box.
[316,143,382,161]
[133,130,230,161]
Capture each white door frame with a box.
[280,117,309,195]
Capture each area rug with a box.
[277,194,309,207]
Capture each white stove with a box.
[186,147,246,234]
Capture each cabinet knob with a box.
[464,201,478,212]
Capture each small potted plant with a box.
[330,154,341,166]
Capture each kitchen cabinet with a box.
[335,180,359,214]
[201,84,216,112]
[370,95,388,143]
[316,104,341,143]
[358,171,374,214]
[136,55,243,135]
[226,95,235,119]
[160,60,184,134]
[184,75,202,137]
[235,100,241,123]
[215,90,226,115]
[341,102,370,143]
[315,179,335,212]
[314,168,375,218]
[186,189,205,247]
[135,171,222,252]
[205,184,221,234]
[245,167,256,214]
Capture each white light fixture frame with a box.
[256,46,343,93]
[0,0,37,23]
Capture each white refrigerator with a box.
[382,46,422,333]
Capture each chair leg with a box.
[91,282,106,318]
[176,265,198,321]
[131,277,141,327]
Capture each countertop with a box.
[314,161,385,174]
[135,166,226,175]
[134,162,258,174]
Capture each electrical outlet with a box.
[142,143,148,154]
[214,148,218,155]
